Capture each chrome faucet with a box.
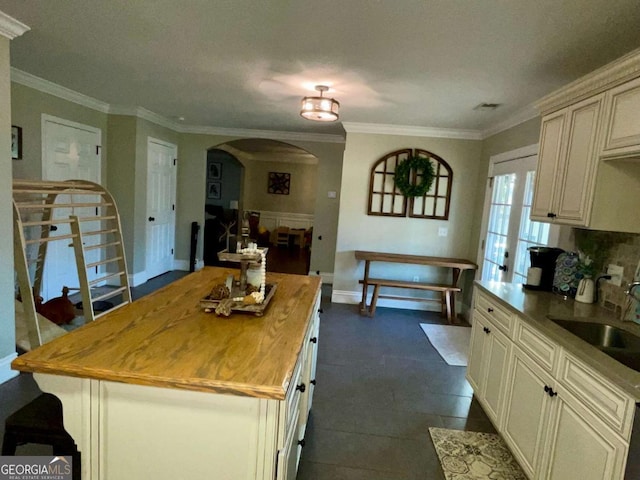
[625,281,640,296]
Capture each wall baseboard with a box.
[0,352,18,385]
[331,289,443,312]
[129,270,148,288]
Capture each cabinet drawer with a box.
[514,318,559,374]
[474,290,513,336]
[558,351,635,439]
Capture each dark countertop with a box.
[475,280,640,401]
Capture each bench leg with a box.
[359,283,369,315]
[444,290,453,324]
[369,285,380,317]
[443,290,457,324]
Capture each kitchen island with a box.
[12,267,322,480]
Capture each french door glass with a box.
[483,174,515,282]
[481,156,553,283]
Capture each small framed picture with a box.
[207,181,221,200]
[208,161,222,180]
[11,125,22,160]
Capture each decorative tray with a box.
[217,248,267,263]
[200,283,277,316]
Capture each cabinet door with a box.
[601,76,640,158]
[466,312,510,428]
[541,388,628,480]
[531,110,565,221]
[502,346,554,478]
[466,313,489,393]
[482,325,510,427]
[554,94,604,224]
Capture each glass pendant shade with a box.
[300,85,340,122]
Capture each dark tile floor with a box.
[1,271,495,479]
[296,298,495,480]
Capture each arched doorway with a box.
[203,139,319,274]
[203,148,244,265]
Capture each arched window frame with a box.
[367,148,453,219]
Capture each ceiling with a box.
[2,0,640,139]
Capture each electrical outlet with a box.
[607,264,624,287]
[413,275,419,282]
[438,227,448,237]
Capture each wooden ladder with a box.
[13,179,131,348]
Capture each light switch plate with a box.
[607,264,624,287]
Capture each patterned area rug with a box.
[429,427,526,480]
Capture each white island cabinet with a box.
[468,286,637,480]
[12,267,322,480]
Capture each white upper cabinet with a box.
[531,95,603,225]
[600,76,640,159]
[532,47,640,233]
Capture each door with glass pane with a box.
[480,153,556,283]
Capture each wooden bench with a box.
[355,251,476,324]
[359,278,461,322]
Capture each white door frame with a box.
[145,137,177,280]
[476,144,560,280]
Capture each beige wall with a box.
[333,132,483,302]
[10,82,108,181]
[243,159,317,215]
[0,37,15,379]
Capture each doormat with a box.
[429,427,526,480]
[419,324,471,366]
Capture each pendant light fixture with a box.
[300,85,340,122]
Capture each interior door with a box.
[479,150,557,284]
[41,115,101,300]
[145,138,177,280]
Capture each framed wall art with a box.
[268,171,290,195]
[207,181,221,200]
[11,125,22,160]
[208,161,222,180]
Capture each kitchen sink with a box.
[549,318,640,372]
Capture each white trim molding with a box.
[11,67,345,144]
[481,103,539,139]
[0,352,18,385]
[331,289,451,313]
[342,122,483,140]
[535,46,640,115]
[177,124,345,144]
[0,11,29,39]
[13,68,110,112]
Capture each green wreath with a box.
[394,156,435,197]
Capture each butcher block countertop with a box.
[12,267,322,400]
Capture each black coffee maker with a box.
[527,247,564,291]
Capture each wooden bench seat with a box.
[359,278,461,322]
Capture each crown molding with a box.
[341,122,483,140]
[480,103,539,139]
[176,124,345,144]
[11,68,110,112]
[109,105,179,131]
[535,46,640,115]
[0,12,29,39]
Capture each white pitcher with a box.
[575,277,595,304]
